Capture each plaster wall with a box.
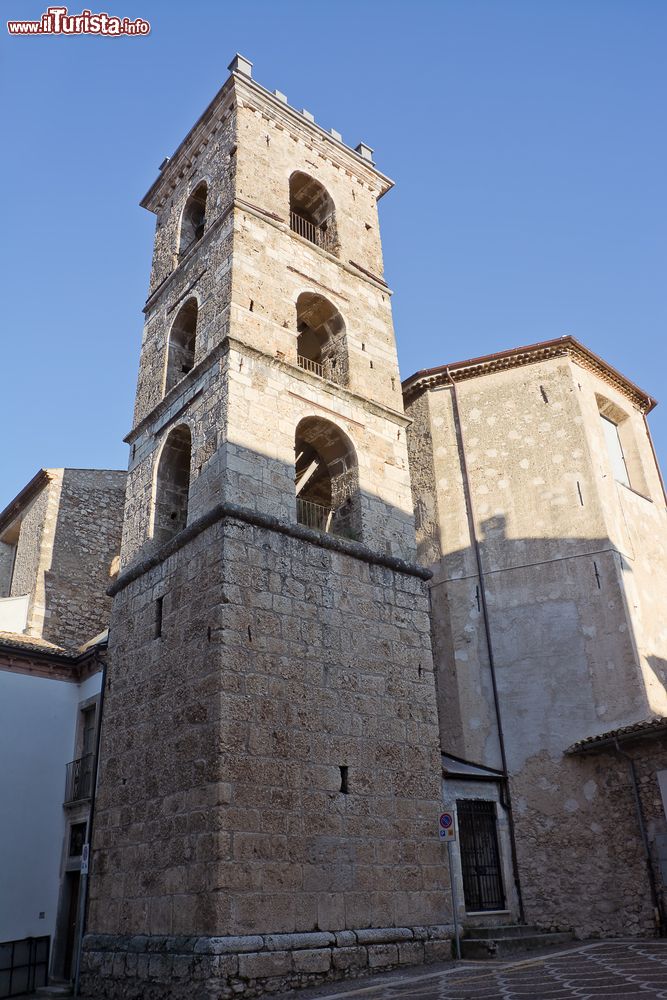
[0,670,101,944]
[405,354,667,935]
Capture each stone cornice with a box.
[233,75,393,196]
[125,335,409,445]
[108,500,431,598]
[143,197,389,317]
[141,71,392,215]
[402,336,657,414]
[237,198,390,293]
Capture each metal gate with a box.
[0,937,49,998]
[457,799,505,912]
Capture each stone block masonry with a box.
[83,510,451,996]
[82,925,452,998]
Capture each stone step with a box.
[34,986,73,997]
[461,931,574,960]
[464,924,543,940]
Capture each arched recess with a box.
[296,292,348,386]
[165,298,198,394]
[294,416,361,541]
[178,182,208,257]
[153,425,192,546]
[289,171,339,256]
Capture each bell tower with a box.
[83,57,450,998]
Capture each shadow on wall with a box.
[429,511,667,937]
[428,510,667,769]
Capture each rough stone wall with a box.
[85,517,450,995]
[133,103,237,427]
[0,541,15,597]
[405,355,667,936]
[510,746,659,938]
[43,469,127,646]
[4,470,126,647]
[9,480,51,606]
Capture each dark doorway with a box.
[457,799,506,912]
[63,871,80,980]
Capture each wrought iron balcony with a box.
[64,754,94,804]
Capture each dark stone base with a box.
[81,926,453,998]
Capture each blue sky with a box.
[1,0,665,507]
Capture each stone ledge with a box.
[83,926,451,955]
[108,501,432,597]
[81,926,453,999]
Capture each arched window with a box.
[295,417,361,541]
[289,172,339,256]
[165,298,198,394]
[153,425,191,546]
[296,292,348,386]
[178,182,207,257]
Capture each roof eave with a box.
[0,469,51,538]
[140,70,394,214]
[402,335,657,413]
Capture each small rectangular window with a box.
[69,822,87,858]
[155,596,164,638]
[600,415,630,488]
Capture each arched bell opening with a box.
[164,298,198,395]
[289,171,339,256]
[178,182,208,257]
[152,425,192,546]
[294,416,362,541]
[295,292,348,386]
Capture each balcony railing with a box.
[64,754,94,804]
[290,211,319,246]
[297,355,324,378]
[297,498,333,533]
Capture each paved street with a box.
[290,941,667,1000]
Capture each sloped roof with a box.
[567,717,667,754]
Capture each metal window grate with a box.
[0,937,49,998]
[457,799,506,912]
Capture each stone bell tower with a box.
[82,57,450,998]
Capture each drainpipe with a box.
[445,367,526,924]
[73,647,108,997]
[613,737,665,936]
